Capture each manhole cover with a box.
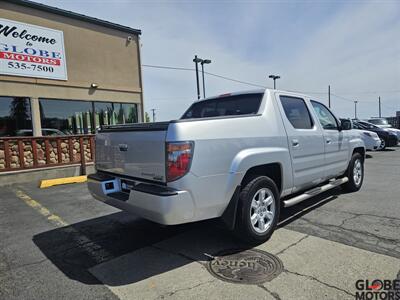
[206,249,283,284]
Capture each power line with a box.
[330,92,376,104]
[142,64,266,88]
[142,63,400,101]
[330,93,354,103]
[333,90,400,95]
[143,64,193,72]
[204,71,266,88]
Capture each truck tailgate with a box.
[95,122,169,183]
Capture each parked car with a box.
[367,118,391,128]
[353,120,398,150]
[367,118,400,141]
[16,129,66,136]
[88,89,365,244]
[340,119,380,151]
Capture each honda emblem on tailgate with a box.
[118,144,128,151]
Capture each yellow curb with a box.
[39,175,87,188]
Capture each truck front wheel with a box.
[343,153,364,192]
[235,176,280,244]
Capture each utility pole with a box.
[379,96,381,118]
[328,85,331,108]
[354,101,358,119]
[193,55,201,100]
[150,109,156,122]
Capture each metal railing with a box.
[0,134,95,173]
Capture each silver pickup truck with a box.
[88,89,365,244]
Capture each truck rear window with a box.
[181,93,263,119]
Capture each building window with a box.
[39,99,139,135]
[40,99,93,135]
[94,102,138,131]
[0,97,32,137]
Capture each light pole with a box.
[193,55,202,100]
[200,59,211,98]
[379,96,381,118]
[328,85,331,108]
[268,75,280,89]
[354,101,358,119]
[150,108,156,122]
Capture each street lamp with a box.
[268,75,280,89]
[193,56,212,99]
[200,59,211,98]
[354,101,358,119]
[193,55,202,100]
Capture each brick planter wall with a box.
[0,135,95,172]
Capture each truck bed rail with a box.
[100,122,170,132]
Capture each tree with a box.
[145,112,151,123]
[9,98,30,134]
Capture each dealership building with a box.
[0,0,143,138]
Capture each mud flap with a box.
[221,185,241,230]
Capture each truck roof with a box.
[197,88,311,103]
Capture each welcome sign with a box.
[0,18,67,80]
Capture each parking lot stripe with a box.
[14,189,68,227]
[14,189,114,265]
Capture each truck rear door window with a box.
[181,93,263,119]
[280,96,314,129]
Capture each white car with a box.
[341,119,380,150]
[358,130,381,151]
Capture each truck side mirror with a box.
[340,120,352,130]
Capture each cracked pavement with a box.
[280,149,400,259]
[1,149,399,299]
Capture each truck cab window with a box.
[280,96,313,129]
[311,100,338,130]
[181,93,263,119]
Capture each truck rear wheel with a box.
[343,153,364,192]
[235,176,280,244]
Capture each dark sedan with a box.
[353,120,398,150]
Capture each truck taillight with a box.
[166,141,194,182]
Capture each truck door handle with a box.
[326,138,332,144]
[292,139,299,147]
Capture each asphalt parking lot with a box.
[1,149,399,300]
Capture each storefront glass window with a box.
[39,99,139,135]
[94,102,138,131]
[40,99,93,135]
[120,103,138,124]
[0,97,32,137]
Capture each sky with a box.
[35,0,400,121]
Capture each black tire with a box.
[379,138,386,150]
[343,153,364,192]
[234,176,280,245]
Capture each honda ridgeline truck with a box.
[88,89,365,244]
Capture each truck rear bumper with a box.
[87,173,195,225]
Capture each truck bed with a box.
[95,122,170,183]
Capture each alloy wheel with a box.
[250,188,276,234]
